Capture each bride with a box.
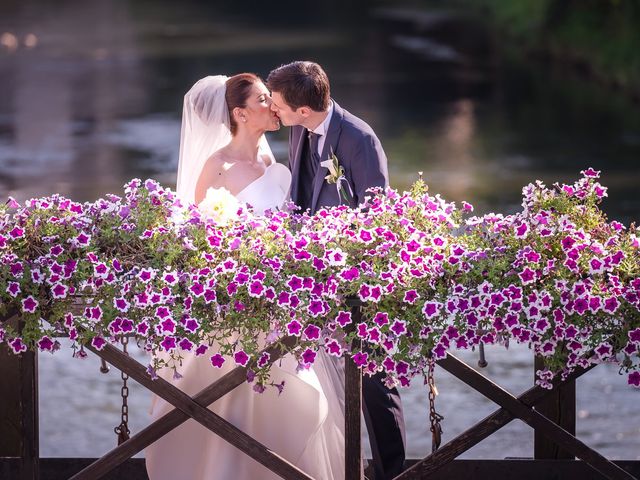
[144,74,345,480]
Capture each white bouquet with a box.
[198,187,240,225]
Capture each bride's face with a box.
[239,81,280,132]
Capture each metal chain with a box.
[114,336,131,445]
[427,356,444,453]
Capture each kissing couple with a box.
[145,61,406,480]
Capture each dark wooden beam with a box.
[534,355,576,459]
[0,314,22,459]
[345,306,363,480]
[435,353,635,480]
[2,458,639,480]
[71,336,312,480]
[394,361,596,480]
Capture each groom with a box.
[267,61,406,480]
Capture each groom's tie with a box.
[308,131,321,179]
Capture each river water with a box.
[1,0,639,461]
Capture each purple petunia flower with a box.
[91,336,107,351]
[286,320,302,336]
[372,312,389,327]
[287,275,303,291]
[234,350,249,367]
[7,282,21,297]
[210,353,225,368]
[603,297,619,314]
[303,324,321,341]
[190,282,205,297]
[325,340,343,357]
[336,311,352,327]
[21,296,39,313]
[307,300,325,317]
[340,267,360,282]
[301,348,317,366]
[37,336,55,352]
[352,351,369,367]
[422,301,441,320]
[248,280,265,298]
[160,318,176,334]
[9,337,27,354]
[390,319,407,336]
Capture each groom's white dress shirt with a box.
[307,100,334,158]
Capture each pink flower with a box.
[37,336,55,352]
[210,354,225,368]
[248,280,265,298]
[390,319,407,336]
[629,328,640,344]
[9,227,25,239]
[286,320,302,336]
[422,301,441,319]
[160,336,176,352]
[189,282,204,297]
[312,257,327,272]
[358,284,371,301]
[258,352,271,367]
[581,167,600,178]
[340,267,360,281]
[352,351,369,367]
[628,371,640,388]
[160,318,176,334]
[303,324,321,341]
[325,340,343,357]
[6,282,21,298]
[287,275,303,291]
[603,297,619,313]
[9,337,27,354]
[308,300,326,317]
[21,296,39,313]
[404,290,419,304]
[595,342,613,359]
[336,311,352,327]
[373,312,389,327]
[91,336,107,351]
[234,350,250,367]
[302,348,317,366]
[515,223,529,238]
[518,267,536,285]
[114,297,130,312]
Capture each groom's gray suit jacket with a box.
[288,100,406,480]
[288,100,389,214]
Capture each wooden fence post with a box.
[345,304,363,480]
[0,314,39,479]
[534,355,576,459]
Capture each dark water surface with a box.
[1,0,638,460]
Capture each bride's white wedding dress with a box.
[145,162,345,480]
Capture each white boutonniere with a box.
[320,150,353,204]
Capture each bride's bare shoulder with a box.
[195,150,228,203]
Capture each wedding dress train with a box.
[145,163,345,480]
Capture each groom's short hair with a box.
[267,61,330,112]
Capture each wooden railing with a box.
[1,306,640,480]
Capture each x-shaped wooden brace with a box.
[394,353,637,480]
[69,337,314,480]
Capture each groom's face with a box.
[270,91,305,127]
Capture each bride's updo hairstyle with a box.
[225,73,260,135]
[267,61,330,112]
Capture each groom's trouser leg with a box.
[362,372,406,480]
